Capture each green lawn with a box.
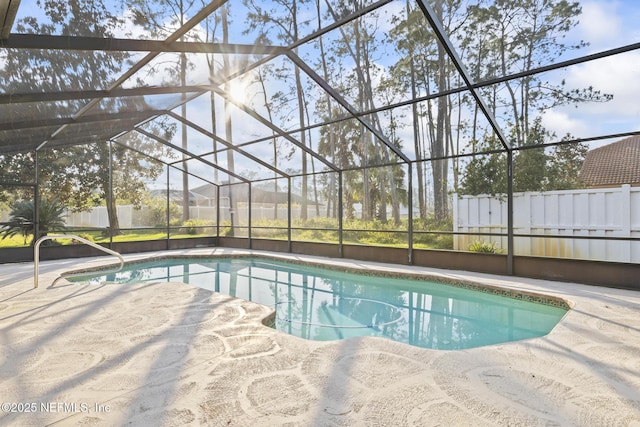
[0,218,455,250]
[0,234,31,248]
[0,231,215,248]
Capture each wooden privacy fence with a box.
[453,185,640,263]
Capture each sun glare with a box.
[227,78,249,104]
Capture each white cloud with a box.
[577,1,623,48]
[535,0,640,141]
[109,9,150,40]
[540,109,590,138]
[376,1,407,33]
[543,48,640,139]
[561,51,640,115]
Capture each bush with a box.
[182,219,212,235]
[468,240,502,254]
[145,197,181,227]
[0,198,67,245]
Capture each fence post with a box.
[452,193,458,251]
[621,184,632,262]
[287,177,292,253]
[408,162,413,264]
[522,192,531,256]
[507,151,514,275]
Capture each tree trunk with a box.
[432,1,449,223]
[257,69,279,220]
[105,187,121,234]
[222,6,237,235]
[316,1,337,219]
[181,50,190,222]
[179,1,189,223]
[410,45,426,219]
[290,0,308,221]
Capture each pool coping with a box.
[58,252,573,311]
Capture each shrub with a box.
[145,197,181,227]
[468,240,502,254]
[0,198,67,245]
[182,219,212,235]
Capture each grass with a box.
[0,217,456,250]
[0,234,31,247]
[0,230,215,248]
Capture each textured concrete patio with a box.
[1,248,639,426]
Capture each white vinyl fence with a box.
[63,203,320,228]
[453,184,640,263]
[65,206,217,228]
[218,204,320,222]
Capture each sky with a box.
[7,0,640,186]
[540,0,640,141]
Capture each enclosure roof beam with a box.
[288,51,410,164]
[33,0,228,152]
[208,84,340,172]
[134,127,249,184]
[0,85,221,105]
[289,0,393,52]
[216,0,393,86]
[0,33,286,55]
[111,139,220,188]
[0,0,20,40]
[165,110,289,179]
[415,0,511,152]
[255,41,640,138]
[470,42,640,92]
[0,109,166,132]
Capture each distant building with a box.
[150,189,209,206]
[191,183,323,206]
[579,135,640,188]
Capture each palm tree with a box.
[0,199,67,245]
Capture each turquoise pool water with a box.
[71,257,567,350]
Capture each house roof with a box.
[192,183,322,205]
[150,189,209,206]
[579,135,640,187]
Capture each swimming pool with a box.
[69,256,568,350]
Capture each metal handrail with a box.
[34,234,124,288]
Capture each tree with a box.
[0,199,66,245]
[190,2,242,233]
[314,1,406,224]
[129,0,199,223]
[388,0,468,223]
[456,0,610,195]
[0,0,171,234]
[389,0,433,220]
[459,137,508,196]
[459,124,588,196]
[387,0,610,213]
[547,140,588,190]
[221,5,239,235]
[318,107,358,216]
[513,119,552,192]
[36,134,169,233]
[466,0,612,147]
[244,0,314,220]
[314,0,339,220]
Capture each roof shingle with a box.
[579,135,640,187]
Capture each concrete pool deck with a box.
[1,248,639,426]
